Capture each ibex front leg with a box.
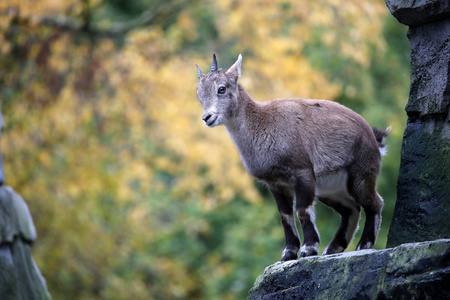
[270,186,300,261]
[295,173,320,257]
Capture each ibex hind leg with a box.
[356,192,383,250]
[320,196,361,255]
[349,175,383,251]
[270,186,300,261]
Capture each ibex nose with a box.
[202,113,212,122]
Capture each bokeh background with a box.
[0,0,409,299]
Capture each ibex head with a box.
[196,53,242,127]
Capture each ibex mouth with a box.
[205,115,218,127]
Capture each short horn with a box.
[211,53,218,72]
[196,64,203,79]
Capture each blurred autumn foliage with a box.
[0,0,409,299]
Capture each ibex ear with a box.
[226,54,242,81]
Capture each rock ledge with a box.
[248,239,450,299]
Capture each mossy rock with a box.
[248,239,450,299]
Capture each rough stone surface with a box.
[405,18,450,118]
[0,186,37,244]
[0,186,52,300]
[385,0,450,26]
[386,0,450,247]
[248,239,450,299]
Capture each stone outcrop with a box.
[385,0,450,248]
[248,239,450,299]
[0,186,52,300]
[0,105,52,299]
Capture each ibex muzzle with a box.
[196,54,390,261]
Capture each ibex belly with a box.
[315,169,352,201]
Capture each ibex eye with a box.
[218,87,226,94]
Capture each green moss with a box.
[388,118,450,247]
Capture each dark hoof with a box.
[281,249,298,261]
[356,241,374,251]
[323,244,345,255]
[300,245,318,257]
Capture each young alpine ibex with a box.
[196,54,390,261]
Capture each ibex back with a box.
[196,54,390,261]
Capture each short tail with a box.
[372,126,391,156]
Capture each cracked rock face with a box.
[247,239,450,299]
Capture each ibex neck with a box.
[229,83,260,129]
[224,84,268,177]
[237,83,255,104]
[224,83,262,144]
